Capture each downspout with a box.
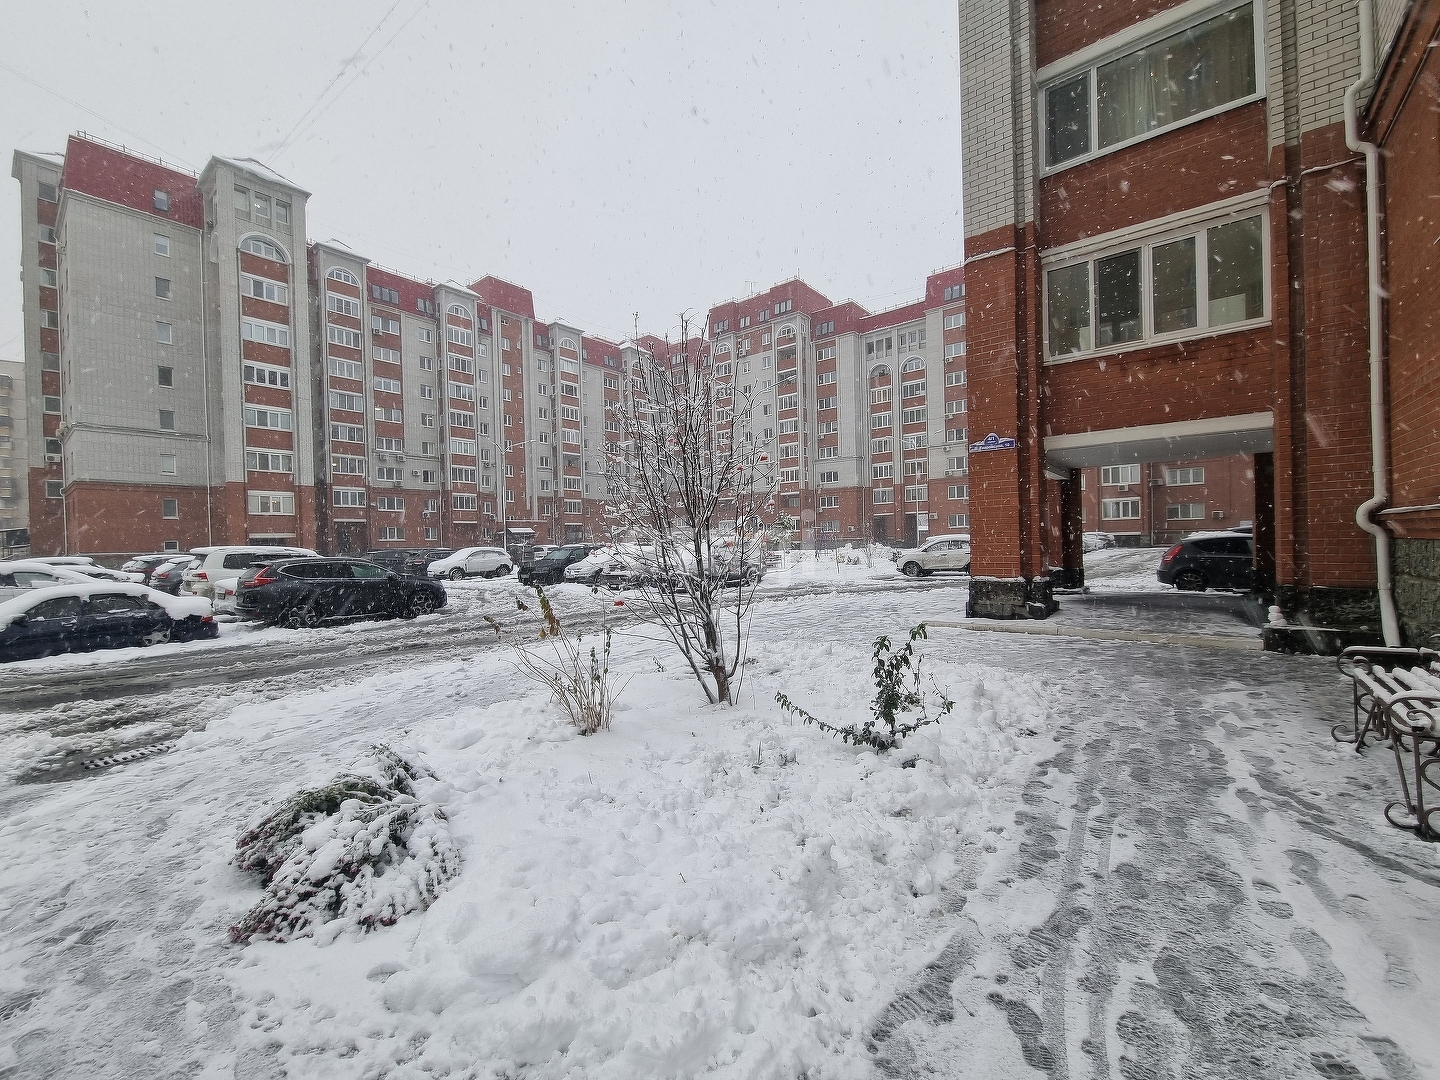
[201,226,214,546]
[1344,0,1401,646]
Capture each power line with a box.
[268,0,409,161]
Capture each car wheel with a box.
[285,603,322,630]
[497,564,512,577]
[137,626,171,647]
[744,567,761,586]
[1174,569,1207,592]
[901,561,923,578]
[448,567,466,581]
[959,562,971,575]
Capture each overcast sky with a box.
[1,0,962,360]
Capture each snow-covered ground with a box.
[1081,545,1172,592]
[2,588,1437,1078]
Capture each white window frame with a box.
[1042,196,1271,364]
[244,361,292,391]
[1101,498,1142,520]
[334,487,366,508]
[243,318,291,348]
[1101,464,1141,486]
[248,491,295,515]
[1036,0,1266,177]
[243,405,292,431]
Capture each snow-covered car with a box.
[426,546,513,581]
[148,557,198,595]
[211,577,241,615]
[121,553,182,581]
[1082,532,1117,552]
[0,560,96,603]
[182,546,318,601]
[0,582,217,662]
[894,534,971,578]
[18,556,143,584]
[563,547,620,585]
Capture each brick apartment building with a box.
[0,358,27,556]
[11,135,982,559]
[959,0,1440,643]
[1080,455,1255,544]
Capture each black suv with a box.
[1157,533,1254,591]
[236,558,448,627]
[364,549,417,575]
[519,544,596,586]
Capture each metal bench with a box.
[1336,646,1440,841]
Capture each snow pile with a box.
[231,744,459,944]
[223,617,1054,1078]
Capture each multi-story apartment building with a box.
[707,270,968,548]
[957,0,1440,643]
[0,359,28,556]
[1079,454,1255,544]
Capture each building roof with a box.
[581,335,623,368]
[707,278,834,327]
[210,156,311,196]
[809,300,871,339]
[61,135,203,229]
[366,264,437,317]
[859,299,928,335]
[470,276,536,320]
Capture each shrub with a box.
[513,587,628,735]
[776,623,954,751]
[230,745,459,943]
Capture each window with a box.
[376,526,406,541]
[244,275,289,305]
[327,267,358,285]
[946,370,967,387]
[329,390,363,412]
[1167,502,1207,519]
[873,488,894,503]
[779,418,799,435]
[947,456,969,473]
[39,309,58,330]
[377,496,404,512]
[903,379,926,398]
[945,399,967,416]
[155,321,173,345]
[328,357,361,381]
[453,494,478,511]
[777,394,798,412]
[419,355,435,371]
[334,488,366,508]
[252,192,271,222]
[246,449,293,473]
[1045,4,1256,168]
[904,486,927,502]
[160,454,177,476]
[331,423,364,443]
[944,312,965,330]
[374,376,401,394]
[450,410,476,429]
[243,319,290,347]
[1101,464,1140,486]
[328,326,362,350]
[160,497,179,519]
[375,406,403,423]
[243,405,292,431]
[153,189,170,212]
[948,484,969,500]
[904,460,927,476]
[949,514,970,529]
[249,492,294,515]
[873,463,894,480]
[158,410,175,431]
[817,370,836,386]
[779,442,799,459]
[240,237,282,260]
[448,354,475,374]
[774,300,793,315]
[39,267,57,288]
[871,412,892,430]
[871,388,892,409]
[157,365,174,388]
[43,479,64,500]
[451,465,477,484]
[417,327,434,344]
[1046,212,1265,358]
[903,433,928,450]
[1101,498,1141,519]
[944,342,966,360]
[328,294,361,318]
[153,233,170,256]
[1166,466,1204,485]
[331,455,366,476]
[818,445,839,459]
[901,406,927,425]
[377,467,402,482]
[779,468,799,483]
[448,326,474,347]
[275,201,290,226]
[44,395,60,414]
[372,314,401,335]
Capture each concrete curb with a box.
[925,619,1264,650]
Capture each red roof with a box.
[707,278,834,327]
[810,300,870,339]
[470,276,536,320]
[366,265,437,317]
[61,135,203,229]
[859,299,928,334]
[925,265,965,307]
[582,335,623,368]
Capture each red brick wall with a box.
[62,482,213,554]
[1035,0,1192,67]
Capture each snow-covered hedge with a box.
[230,745,459,943]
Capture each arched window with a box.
[240,236,285,262]
[777,323,796,339]
[714,341,731,353]
[902,356,924,373]
[558,337,578,352]
[447,303,470,319]
[870,364,891,380]
[325,266,357,285]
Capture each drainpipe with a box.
[1344,0,1401,646]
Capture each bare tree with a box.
[604,315,776,705]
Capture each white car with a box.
[0,560,97,602]
[427,547,513,581]
[564,546,627,585]
[17,556,143,583]
[182,546,318,601]
[895,534,972,578]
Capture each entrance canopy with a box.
[1044,411,1273,472]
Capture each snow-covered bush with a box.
[776,623,954,751]
[513,587,628,735]
[230,745,459,943]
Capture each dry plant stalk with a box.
[513,588,629,735]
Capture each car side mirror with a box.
[12,614,28,627]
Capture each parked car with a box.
[1082,531,1117,552]
[235,558,448,627]
[121,553,182,581]
[403,548,453,576]
[182,546,318,601]
[894,534,972,578]
[426,547,513,581]
[563,547,619,585]
[1229,521,1254,535]
[0,583,217,662]
[363,549,418,575]
[519,544,597,586]
[1156,532,1255,591]
[0,560,96,603]
[21,556,143,584]
[148,557,198,595]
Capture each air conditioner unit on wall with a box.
[1117,485,1130,493]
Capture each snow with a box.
[2,589,1438,1076]
[1081,544,1173,591]
[0,581,211,627]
